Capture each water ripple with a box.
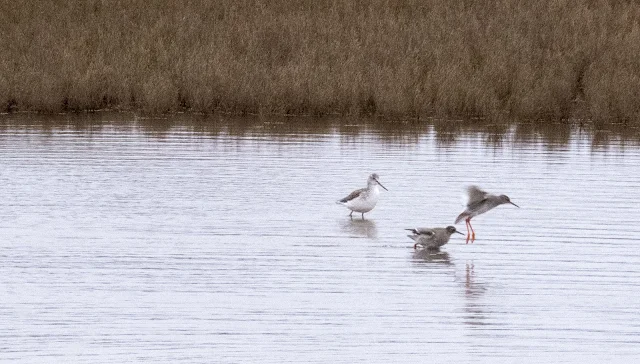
[1,118,639,363]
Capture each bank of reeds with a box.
[2,0,640,122]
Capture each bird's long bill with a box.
[510,201,520,208]
[375,179,388,191]
[454,230,465,235]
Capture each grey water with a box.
[1,116,640,363]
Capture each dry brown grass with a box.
[1,0,640,122]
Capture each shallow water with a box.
[1,115,640,363]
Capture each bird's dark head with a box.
[446,226,464,235]
[499,194,519,208]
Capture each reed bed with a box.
[1,0,639,122]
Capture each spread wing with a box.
[465,185,488,207]
[338,188,365,203]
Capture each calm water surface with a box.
[1,116,640,363]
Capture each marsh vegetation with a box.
[2,0,640,122]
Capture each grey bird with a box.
[406,226,464,250]
[455,185,519,244]
[337,173,388,219]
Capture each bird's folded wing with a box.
[338,188,365,203]
[406,228,435,236]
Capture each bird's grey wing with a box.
[338,188,365,203]
[466,185,489,207]
[415,228,436,236]
[405,228,435,236]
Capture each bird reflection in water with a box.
[462,261,489,327]
[411,249,452,266]
[339,218,378,239]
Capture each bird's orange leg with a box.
[465,218,471,244]
[467,218,476,243]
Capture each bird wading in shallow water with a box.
[337,173,388,219]
[455,185,519,244]
[406,226,464,250]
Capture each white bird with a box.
[337,173,388,219]
[406,226,464,250]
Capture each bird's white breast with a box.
[344,186,379,212]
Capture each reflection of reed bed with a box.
[3,1,640,121]
[1,114,640,147]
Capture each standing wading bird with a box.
[455,185,519,244]
[406,226,464,250]
[337,173,388,219]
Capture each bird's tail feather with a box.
[454,212,468,224]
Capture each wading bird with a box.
[337,173,388,219]
[406,226,464,250]
[455,185,519,243]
